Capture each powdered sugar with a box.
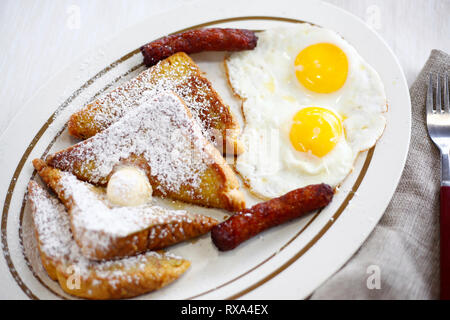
[29,182,72,261]
[57,171,201,256]
[28,181,184,280]
[86,53,223,142]
[52,92,211,193]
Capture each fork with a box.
[426,72,450,299]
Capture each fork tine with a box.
[436,74,442,112]
[427,73,434,114]
[444,73,449,112]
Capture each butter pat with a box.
[107,166,152,206]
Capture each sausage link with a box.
[211,184,334,251]
[140,28,258,67]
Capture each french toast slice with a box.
[33,159,219,260]
[68,52,243,155]
[27,181,190,299]
[47,92,245,211]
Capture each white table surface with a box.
[0,0,449,138]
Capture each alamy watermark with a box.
[65,265,81,290]
[66,5,81,30]
[365,5,382,30]
[366,264,381,290]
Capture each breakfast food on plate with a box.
[28,181,190,299]
[225,24,387,199]
[49,92,245,211]
[33,159,219,260]
[140,28,258,67]
[68,52,243,155]
[25,22,389,298]
[211,183,333,251]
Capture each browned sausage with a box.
[211,184,334,251]
[140,28,258,67]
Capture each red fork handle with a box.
[441,186,450,299]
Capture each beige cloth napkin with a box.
[311,50,450,299]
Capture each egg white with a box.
[226,24,387,198]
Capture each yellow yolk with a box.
[294,43,348,93]
[289,107,342,157]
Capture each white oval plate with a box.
[0,0,410,300]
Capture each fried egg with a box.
[225,24,387,198]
